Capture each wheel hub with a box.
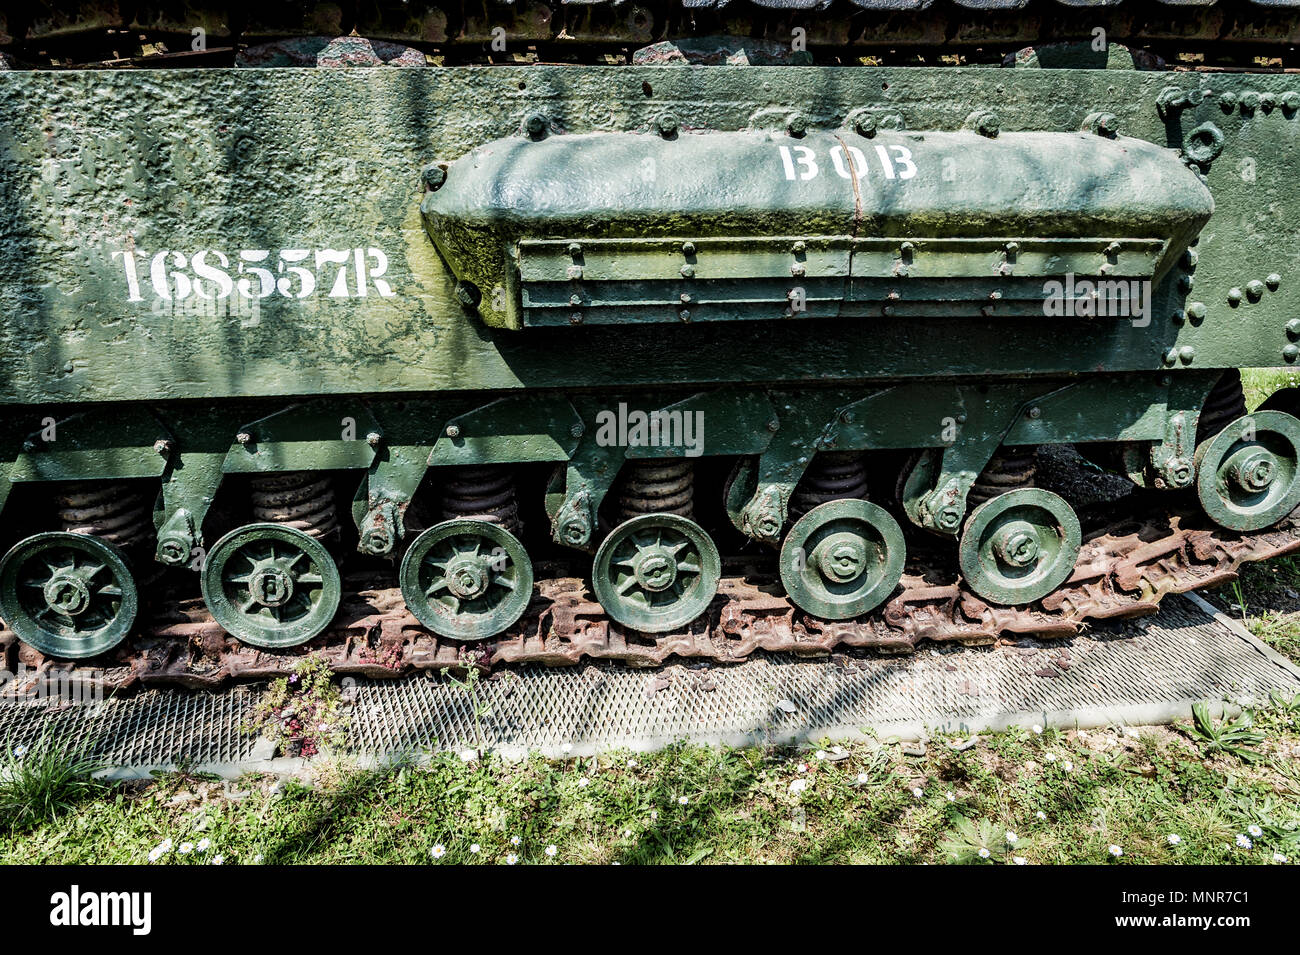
[993,521,1041,568]
[249,561,295,608]
[814,532,867,583]
[43,571,91,617]
[1226,446,1278,494]
[445,555,490,600]
[633,549,678,592]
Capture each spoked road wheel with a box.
[400,519,534,640]
[779,499,906,620]
[201,523,341,649]
[0,532,137,659]
[593,513,721,633]
[1195,410,1300,532]
[959,488,1081,606]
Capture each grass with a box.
[2,370,1299,865]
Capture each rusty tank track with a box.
[5,494,1297,694]
[7,0,1300,69]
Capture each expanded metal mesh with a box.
[0,597,1295,771]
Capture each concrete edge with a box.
[1182,591,1300,682]
[90,696,1256,781]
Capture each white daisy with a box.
[1108,845,1123,857]
[12,745,26,758]
[1274,852,1289,863]
[945,792,955,802]
[578,777,590,788]
[1006,831,1018,844]
[1235,834,1253,849]
[1013,856,1027,865]
[560,743,573,754]
[470,844,481,854]
[506,853,519,865]
[430,844,446,859]
[789,779,807,794]
[1062,760,1073,772]
[178,842,193,855]
[1031,725,1043,735]
[815,750,827,760]
[856,773,869,784]
[1035,811,1047,821]
[210,855,224,865]
[196,838,210,852]
[545,844,557,857]
[678,795,689,805]
[1247,825,1263,838]
[1167,834,1182,845]
[510,835,521,846]
[978,847,990,859]
[912,787,924,798]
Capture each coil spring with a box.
[967,447,1037,508]
[789,452,869,522]
[250,471,339,540]
[616,458,694,523]
[438,465,520,532]
[1196,369,1248,445]
[54,480,154,549]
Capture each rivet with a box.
[524,111,548,139]
[1179,345,1196,364]
[1027,406,1041,419]
[1179,275,1194,293]
[967,109,1000,138]
[853,113,877,138]
[1219,92,1238,111]
[882,304,895,317]
[1286,344,1300,362]
[1228,287,1243,306]
[786,113,808,137]
[656,113,678,137]
[901,241,916,253]
[569,293,582,306]
[236,432,252,445]
[1163,348,1178,367]
[680,265,695,279]
[680,293,692,304]
[767,419,780,432]
[567,242,582,257]
[1171,311,1185,326]
[678,308,692,322]
[1247,279,1265,301]
[840,410,854,424]
[1182,249,1198,270]
[445,424,461,438]
[1105,241,1122,255]
[1284,92,1300,111]
[792,240,806,253]
[366,432,383,447]
[569,312,583,325]
[791,263,806,277]
[153,439,172,455]
[566,265,583,280]
[1004,241,1018,254]
[1267,273,1282,290]
[1186,301,1207,322]
[570,424,584,438]
[681,241,695,256]
[1242,92,1260,112]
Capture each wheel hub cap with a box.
[43,571,91,616]
[993,521,1041,568]
[445,556,489,600]
[633,549,678,592]
[250,562,295,608]
[815,532,867,583]
[1226,446,1278,494]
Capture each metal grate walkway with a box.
[1,594,1297,778]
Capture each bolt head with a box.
[445,424,461,438]
[569,312,583,325]
[567,242,582,257]
[1267,273,1282,290]
[656,114,678,136]
[236,432,252,445]
[1286,318,1300,340]
[1247,280,1265,300]
[1228,288,1243,306]
[1186,301,1207,322]
[1285,344,1300,362]
[366,431,382,447]
[421,164,446,191]
[524,112,548,137]
[153,439,172,455]
[786,113,808,137]
[570,423,584,438]
[767,419,780,432]
[1179,345,1196,364]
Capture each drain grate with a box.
[0,594,1296,777]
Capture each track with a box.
[6,489,1297,693]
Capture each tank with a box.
[2,3,1300,687]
